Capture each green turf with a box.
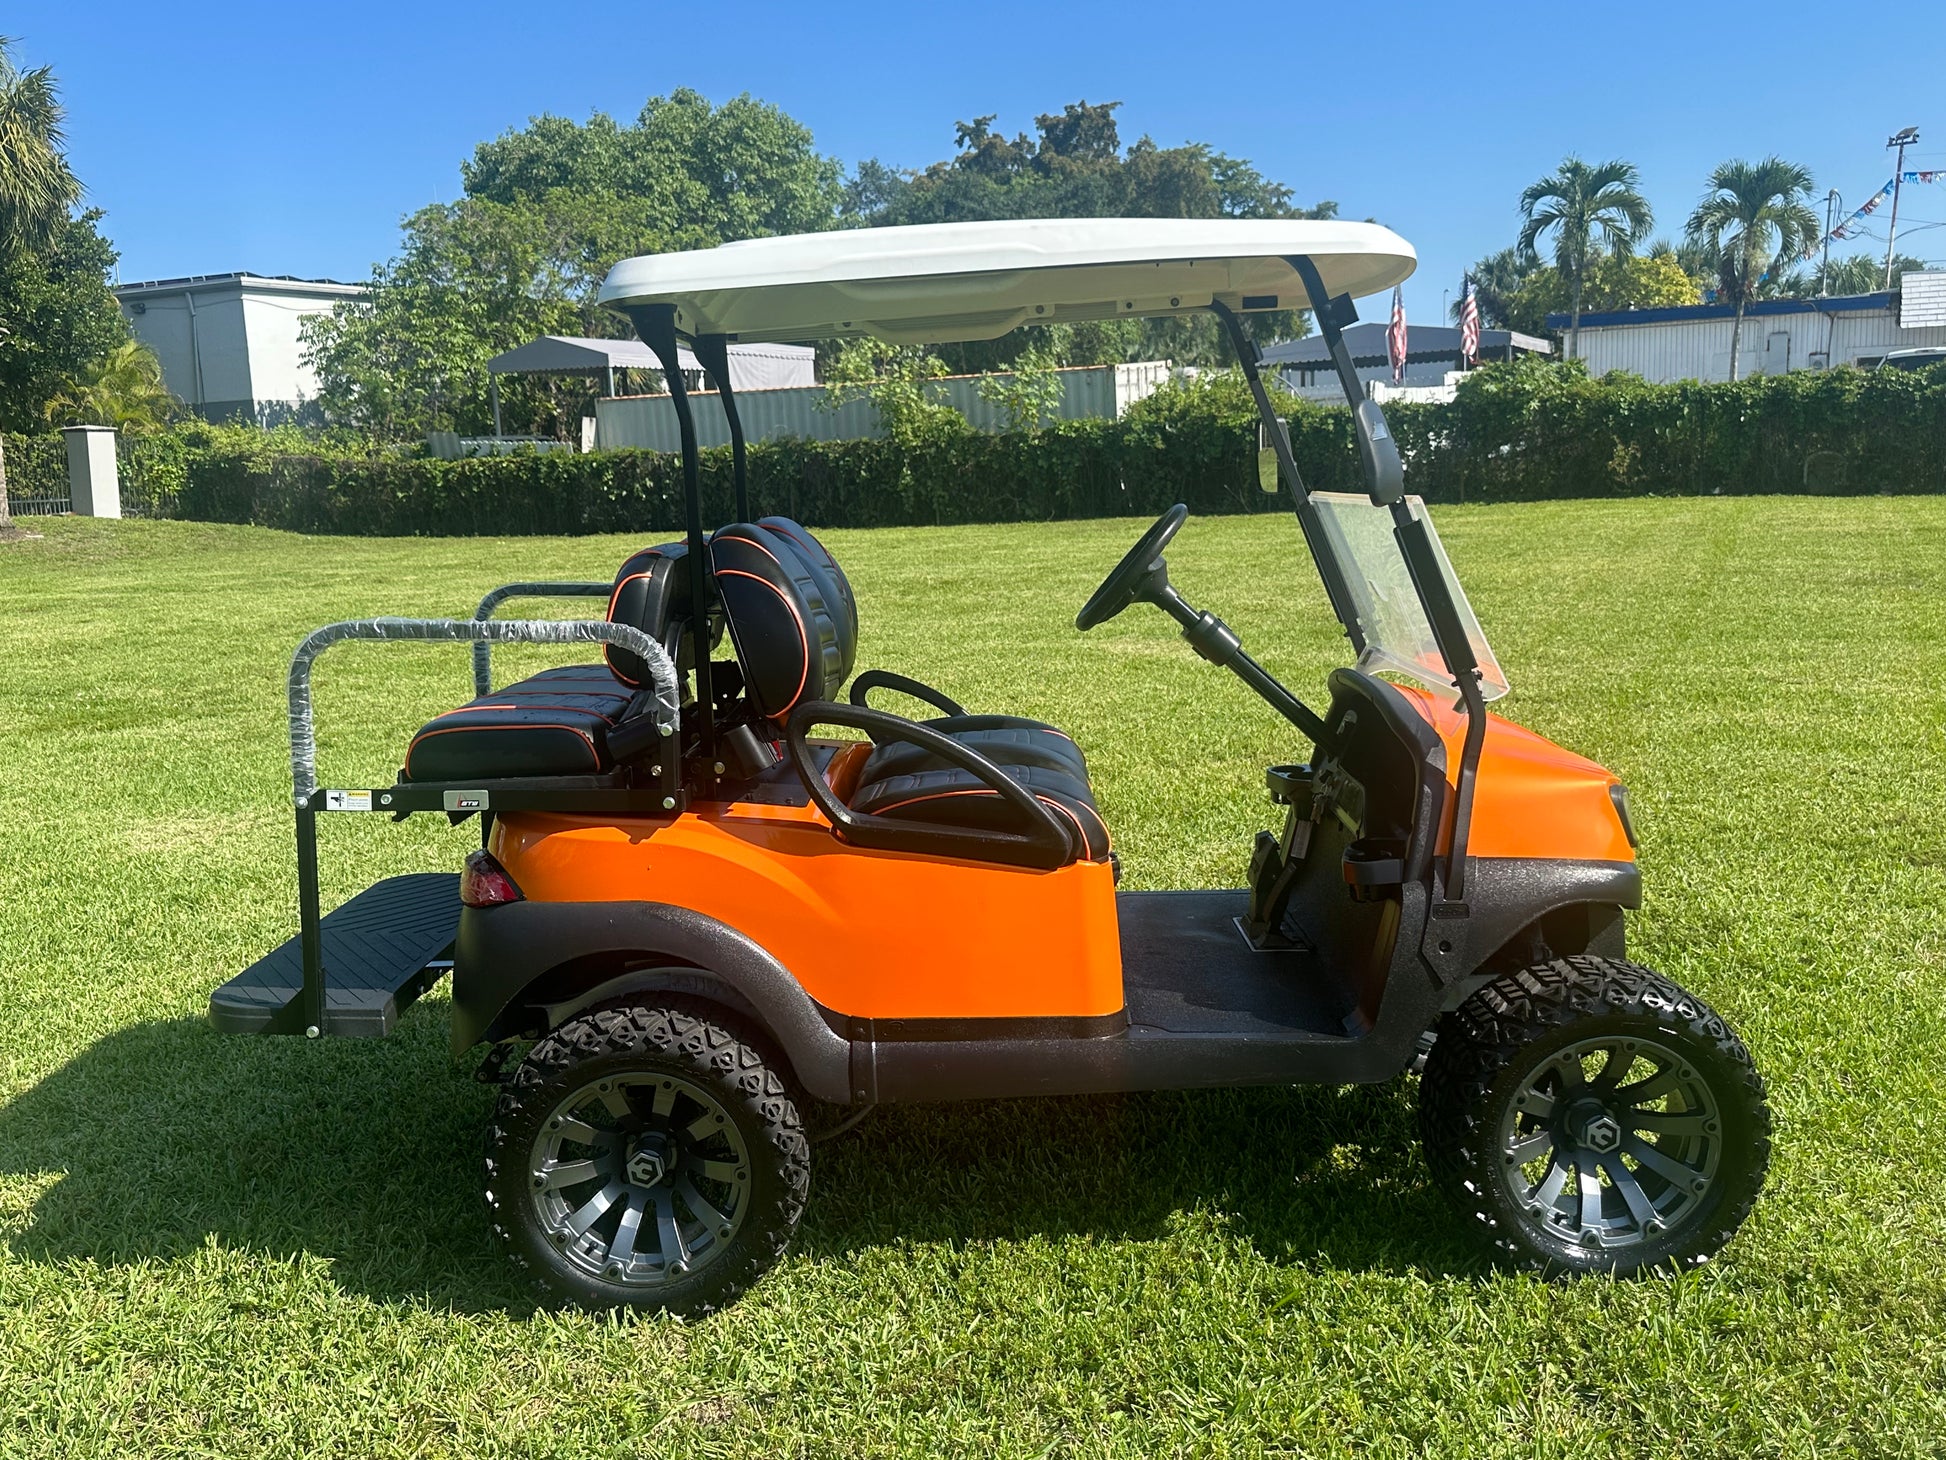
[1,500,1943,1458]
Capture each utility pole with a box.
[1820,190,1839,296]
[1885,126,1919,290]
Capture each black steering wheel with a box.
[1075,504,1188,631]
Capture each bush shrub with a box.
[148,360,1946,537]
[1,433,69,508]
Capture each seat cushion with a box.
[404,667,632,782]
[849,761,1110,864]
[862,715,1088,782]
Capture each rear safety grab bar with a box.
[784,701,1074,871]
[288,617,680,807]
[469,581,611,696]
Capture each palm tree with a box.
[43,341,175,435]
[0,36,82,535]
[1517,157,1653,360]
[1450,246,1540,328]
[1684,157,1818,381]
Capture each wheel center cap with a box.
[1580,1112,1623,1155]
[626,1137,669,1187]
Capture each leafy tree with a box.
[1517,157,1653,360]
[0,210,128,433]
[308,90,842,438]
[847,101,1335,369]
[1501,252,1700,336]
[42,339,173,434]
[974,325,1069,431]
[0,34,85,532]
[1685,156,1818,380]
[303,193,648,437]
[1645,236,1720,296]
[462,89,842,242]
[819,338,967,453]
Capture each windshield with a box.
[1308,492,1509,703]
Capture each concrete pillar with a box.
[63,426,121,518]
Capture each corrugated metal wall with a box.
[1575,300,1946,383]
[597,361,1169,451]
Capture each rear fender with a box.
[451,900,852,1103]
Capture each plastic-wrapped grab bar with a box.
[287,618,681,807]
[469,582,611,697]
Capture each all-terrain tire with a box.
[485,999,809,1315]
[1419,956,1770,1274]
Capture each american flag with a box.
[1387,287,1407,383]
[1459,278,1481,366]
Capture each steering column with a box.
[1076,506,1331,748]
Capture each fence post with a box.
[63,426,121,518]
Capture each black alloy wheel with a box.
[1419,956,1770,1274]
[485,1000,809,1315]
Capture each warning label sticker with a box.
[324,789,374,813]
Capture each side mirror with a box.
[1353,399,1405,506]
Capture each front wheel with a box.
[485,1000,809,1315]
[1419,956,1770,1274]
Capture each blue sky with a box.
[12,1,1946,327]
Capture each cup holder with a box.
[1342,837,1406,900]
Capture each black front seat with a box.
[716,518,1109,866]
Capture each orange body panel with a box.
[490,786,1124,1022]
[488,697,1627,1023]
[1393,686,1634,864]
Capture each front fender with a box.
[451,900,852,1103]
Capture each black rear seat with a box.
[402,548,691,783]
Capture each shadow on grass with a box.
[0,1011,1476,1312]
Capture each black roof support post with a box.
[1286,259,1486,910]
[690,334,750,522]
[629,302,716,777]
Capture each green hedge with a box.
[1,434,69,508]
[1289,358,1946,502]
[159,359,1946,537]
[171,413,1265,537]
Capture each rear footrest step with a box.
[210,872,461,1037]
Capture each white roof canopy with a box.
[598,219,1417,346]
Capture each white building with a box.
[1261,321,1551,402]
[1555,273,1946,383]
[115,273,366,422]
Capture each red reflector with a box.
[461,850,524,908]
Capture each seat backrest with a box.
[604,541,692,687]
[710,522,848,720]
[758,517,858,675]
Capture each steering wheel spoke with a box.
[1075,504,1189,631]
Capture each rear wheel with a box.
[485,1000,809,1314]
[1419,956,1770,1274]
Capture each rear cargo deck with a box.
[209,873,459,1037]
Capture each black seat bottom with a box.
[405,665,632,782]
[851,718,1108,864]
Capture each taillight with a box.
[461,849,524,908]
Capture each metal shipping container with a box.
[596,361,1172,452]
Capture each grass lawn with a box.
[2,498,1944,1458]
